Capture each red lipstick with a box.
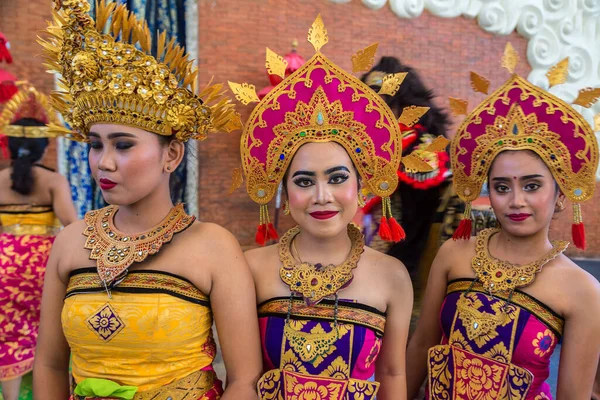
[99,178,117,190]
[309,211,339,220]
[507,213,531,222]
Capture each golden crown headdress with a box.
[229,15,441,245]
[0,81,60,138]
[450,44,599,249]
[38,0,241,142]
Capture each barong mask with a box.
[39,0,241,142]
[450,44,599,249]
[230,15,442,245]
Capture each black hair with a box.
[361,56,450,151]
[8,118,49,195]
[157,134,189,204]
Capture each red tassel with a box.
[255,224,267,246]
[379,216,392,241]
[267,223,279,241]
[572,223,586,250]
[452,218,472,241]
[388,217,406,242]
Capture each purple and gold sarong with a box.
[427,279,563,400]
[258,297,386,399]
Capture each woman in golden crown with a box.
[0,82,77,400]
[229,16,444,399]
[406,46,600,399]
[33,1,262,399]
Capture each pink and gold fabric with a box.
[0,204,56,381]
[258,297,385,399]
[427,279,563,399]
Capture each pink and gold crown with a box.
[230,16,434,245]
[450,44,599,249]
[0,81,60,138]
[38,0,240,142]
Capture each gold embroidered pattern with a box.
[83,204,195,285]
[66,270,209,304]
[259,299,386,335]
[284,322,341,363]
[85,302,125,341]
[279,224,364,305]
[472,229,568,294]
[447,280,565,337]
[455,292,510,342]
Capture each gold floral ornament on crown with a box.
[0,81,61,139]
[229,15,436,245]
[38,0,241,142]
[450,43,599,249]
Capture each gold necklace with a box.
[471,228,568,295]
[279,224,364,306]
[83,204,195,286]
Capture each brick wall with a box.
[2,0,598,257]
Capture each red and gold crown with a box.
[0,81,60,138]
[38,0,240,142]
[229,15,436,245]
[450,44,599,249]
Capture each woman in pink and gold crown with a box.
[229,15,442,400]
[406,44,600,399]
[34,1,262,399]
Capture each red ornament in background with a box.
[0,32,17,103]
[258,39,306,99]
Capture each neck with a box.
[293,226,353,266]
[113,186,175,234]
[489,226,553,265]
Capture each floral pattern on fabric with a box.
[85,303,125,341]
[0,233,54,379]
[532,330,555,358]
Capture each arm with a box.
[51,174,77,226]
[375,257,413,400]
[33,230,72,399]
[405,240,453,399]
[556,270,600,399]
[206,226,262,400]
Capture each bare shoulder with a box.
[179,221,242,254]
[244,244,279,276]
[363,247,411,289]
[52,219,91,280]
[551,256,600,307]
[54,219,88,250]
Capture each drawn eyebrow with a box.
[292,170,316,178]
[325,166,350,174]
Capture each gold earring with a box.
[556,200,565,212]
[358,194,366,208]
[283,200,290,215]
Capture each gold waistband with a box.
[73,369,217,400]
[1,224,57,236]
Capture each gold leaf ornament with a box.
[307,14,328,52]
[449,97,468,116]
[399,106,430,127]
[265,47,288,80]
[501,42,519,74]
[424,136,451,153]
[378,72,407,96]
[228,167,244,195]
[227,81,260,105]
[402,153,435,173]
[351,43,379,73]
[470,72,490,94]
[594,113,600,132]
[573,87,600,108]
[546,57,569,88]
